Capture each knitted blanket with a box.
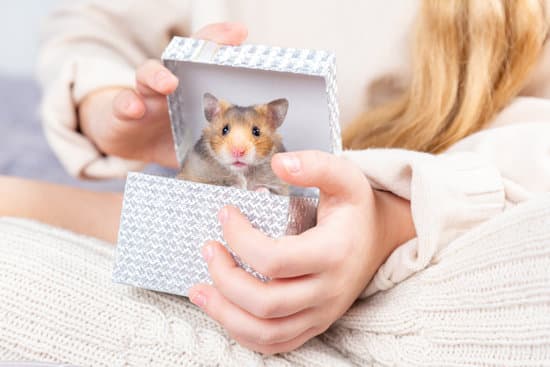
[1,195,549,366]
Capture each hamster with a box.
[177,93,290,195]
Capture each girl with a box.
[1,0,549,361]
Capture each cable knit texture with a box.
[1,195,550,366]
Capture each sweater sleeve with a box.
[36,0,191,178]
[342,97,550,297]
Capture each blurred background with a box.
[1,1,59,76]
[0,2,126,190]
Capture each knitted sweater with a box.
[38,0,550,298]
[1,195,549,366]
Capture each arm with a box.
[0,176,123,243]
[375,189,416,255]
[37,0,191,177]
[343,97,550,296]
[343,148,506,295]
[447,97,550,199]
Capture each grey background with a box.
[0,75,176,191]
[0,1,174,191]
[169,62,333,164]
[1,1,60,76]
[0,1,133,190]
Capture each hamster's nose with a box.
[231,147,246,158]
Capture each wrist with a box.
[373,189,416,261]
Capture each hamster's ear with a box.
[266,98,289,129]
[204,93,220,122]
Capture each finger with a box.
[112,89,146,120]
[219,206,331,278]
[191,22,248,45]
[136,94,170,123]
[203,241,326,318]
[113,90,169,126]
[188,283,319,347]
[135,59,179,97]
[271,150,367,201]
[231,326,322,355]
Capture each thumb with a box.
[271,151,366,200]
[191,22,248,46]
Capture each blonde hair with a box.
[343,0,549,153]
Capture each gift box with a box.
[112,37,341,296]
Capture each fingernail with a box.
[218,207,229,225]
[202,243,214,263]
[189,290,206,308]
[280,154,301,174]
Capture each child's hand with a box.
[78,22,248,168]
[189,151,415,354]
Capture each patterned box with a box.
[112,37,340,296]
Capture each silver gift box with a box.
[112,37,341,297]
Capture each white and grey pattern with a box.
[113,173,318,296]
[113,37,338,296]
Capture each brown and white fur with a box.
[177,93,289,195]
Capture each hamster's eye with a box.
[252,126,261,137]
[222,124,230,136]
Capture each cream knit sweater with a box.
[1,195,549,366]
[37,0,550,297]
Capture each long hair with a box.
[343,0,549,153]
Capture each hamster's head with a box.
[201,93,288,171]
